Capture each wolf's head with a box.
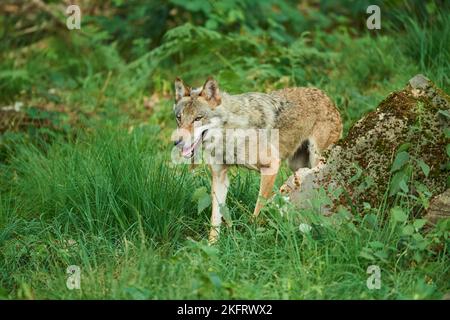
[172,77,222,158]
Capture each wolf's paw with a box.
[208,228,219,245]
[207,237,218,246]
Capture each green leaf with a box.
[123,287,150,300]
[413,219,428,230]
[208,272,222,289]
[399,179,409,193]
[205,19,219,30]
[199,244,219,257]
[444,128,450,139]
[369,241,385,249]
[437,109,450,119]
[359,250,375,261]
[197,195,211,214]
[349,163,363,183]
[192,187,207,201]
[413,252,423,263]
[363,213,378,228]
[417,159,430,177]
[402,225,415,235]
[391,151,409,172]
[391,207,407,222]
[446,144,450,157]
[389,170,409,196]
[397,143,412,152]
[220,205,232,227]
[192,187,211,214]
[374,250,389,261]
[412,233,425,243]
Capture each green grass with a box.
[0,126,448,299]
[0,1,449,299]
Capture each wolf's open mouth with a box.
[181,129,208,158]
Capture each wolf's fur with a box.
[173,77,342,243]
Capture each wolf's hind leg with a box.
[209,165,229,244]
[252,159,280,220]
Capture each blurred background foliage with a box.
[1,1,449,129]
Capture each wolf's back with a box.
[269,87,343,158]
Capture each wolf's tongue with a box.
[182,139,199,157]
[182,144,194,157]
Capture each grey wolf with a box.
[172,77,342,243]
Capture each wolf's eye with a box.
[194,116,203,122]
[176,114,181,121]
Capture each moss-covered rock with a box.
[281,74,450,219]
[424,189,450,225]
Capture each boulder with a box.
[424,189,450,225]
[280,74,450,220]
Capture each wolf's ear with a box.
[174,77,190,102]
[200,77,221,108]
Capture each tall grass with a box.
[0,125,448,299]
[4,125,204,242]
[388,5,450,91]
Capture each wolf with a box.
[172,77,342,243]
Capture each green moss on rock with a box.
[283,75,450,217]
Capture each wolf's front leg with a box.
[208,165,229,244]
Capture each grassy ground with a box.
[0,1,449,299]
[1,126,448,299]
